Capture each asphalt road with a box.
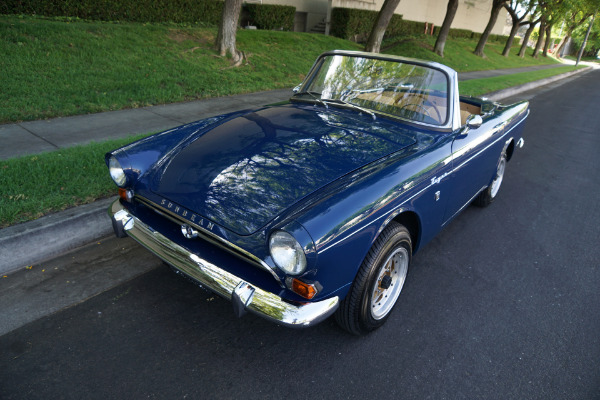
[1,70,600,400]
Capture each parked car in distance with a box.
[107,50,528,335]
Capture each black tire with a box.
[474,152,507,207]
[335,222,412,335]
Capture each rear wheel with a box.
[335,222,411,335]
[474,152,507,207]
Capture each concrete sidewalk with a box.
[0,63,593,276]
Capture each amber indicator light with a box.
[292,278,317,300]
[118,188,133,202]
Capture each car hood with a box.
[148,104,416,235]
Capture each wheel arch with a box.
[392,211,421,253]
[504,138,515,162]
[371,209,422,255]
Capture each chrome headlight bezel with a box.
[269,230,307,276]
[108,156,127,187]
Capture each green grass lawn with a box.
[0,134,150,227]
[1,15,562,124]
[459,65,586,96]
[383,36,561,72]
[0,15,360,123]
[562,55,600,63]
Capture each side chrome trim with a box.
[110,200,339,328]
[135,196,281,283]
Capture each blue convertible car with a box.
[107,50,528,335]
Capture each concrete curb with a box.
[0,197,116,275]
[0,67,593,276]
[485,66,592,101]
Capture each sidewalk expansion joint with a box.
[142,108,188,125]
[17,123,61,150]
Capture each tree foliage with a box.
[554,0,599,57]
[572,11,599,58]
[525,0,600,58]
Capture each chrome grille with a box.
[135,196,282,284]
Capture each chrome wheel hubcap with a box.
[490,156,506,198]
[370,247,409,320]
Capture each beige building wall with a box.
[331,0,508,35]
[259,0,509,35]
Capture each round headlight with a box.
[108,156,127,187]
[269,231,307,275]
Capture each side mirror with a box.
[466,114,482,129]
[292,84,301,94]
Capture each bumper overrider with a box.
[109,200,339,327]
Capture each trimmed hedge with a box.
[245,4,294,31]
[400,20,428,35]
[489,33,520,45]
[1,0,224,25]
[331,7,407,42]
[433,27,473,39]
[431,27,520,45]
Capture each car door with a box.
[442,119,504,225]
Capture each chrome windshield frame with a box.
[296,50,461,132]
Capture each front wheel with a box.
[335,222,411,335]
[474,152,507,207]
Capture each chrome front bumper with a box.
[109,200,339,328]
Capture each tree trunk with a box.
[215,0,243,62]
[474,0,506,57]
[518,21,537,57]
[532,17,546,58]
[542,24,552,56]
[433,0,460,57]
[502,20,520,56]
[364,0,402,53]
[555,33,571,58]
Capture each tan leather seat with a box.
[460,109,471,125]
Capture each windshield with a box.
[296,54,449,126]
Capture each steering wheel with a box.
[398,99,442,123]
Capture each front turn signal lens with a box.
[118,188,134,202]
[291,278,317,300]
